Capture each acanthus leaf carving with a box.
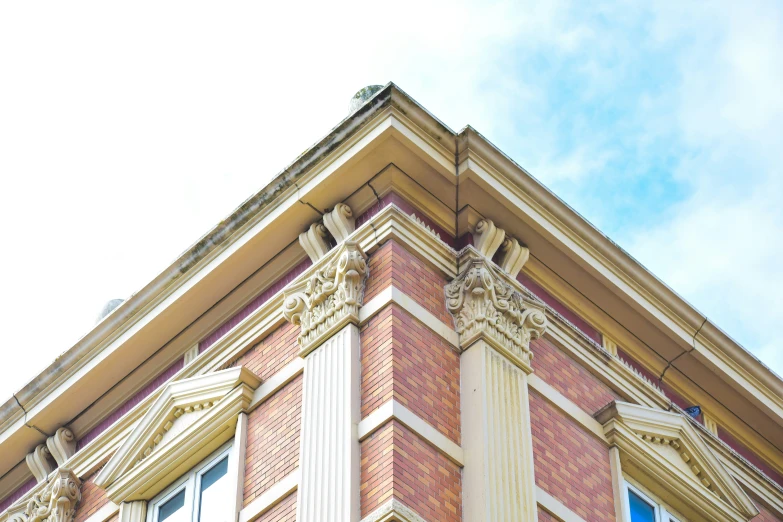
[12,468,81,522]
[445,257,546,367]
[284,241,368,355]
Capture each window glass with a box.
[158,489,187,522]
[197,457,229,522]
[628,489,656,522]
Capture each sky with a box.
[0,1,781,401]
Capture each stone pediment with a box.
[597,401,758,522]
[94,367,260,502]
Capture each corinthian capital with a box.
[14,468,81,522]
[283,241,369,355]
[445,257,547,369]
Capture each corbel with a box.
[46,427,77,467]
[25,444,55,484]
[323,203,355,243]
[496,236,530,277]
[471,218,505,258]
[298,223,332,262]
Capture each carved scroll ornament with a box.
[283,241,368,354]
[8,469,81,522]
[445,258,546,367]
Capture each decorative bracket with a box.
[283,241,369,356]
[25,445,54,484]
[323,203,355,243]
[299,223,331,263]
[445,256,546,369]
[46,428,77,468]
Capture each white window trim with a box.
[147,442,233,522]
[624,479,686,522]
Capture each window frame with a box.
[147,442,232,522]
[624,479,685,522]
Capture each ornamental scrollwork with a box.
[445,258,546,364]
[9,469,81,522]
[283,241,368,354]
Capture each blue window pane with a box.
[629,490,656,522]
[159,489,186,521]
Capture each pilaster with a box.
[118,500,147,522]
[283,240,367,522]
[447,255,547,522]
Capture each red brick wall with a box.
[361,304,461,444]
[257,492,297,522]
[244,375,302,506]
[539,507,557,522]
[532,337,619,415]
[364,240,452,326]
[749,492,783,522]
[360,421,461,521]
[530,390,615,522]
[74,472,111,522]
[232,322,299,381]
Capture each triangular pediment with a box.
[597,401,758,522]
[94,367,260,502]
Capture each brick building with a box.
[1,84,782,522]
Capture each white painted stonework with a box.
[461,341,538,522]
[296,324,361,522]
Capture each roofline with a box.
[1,81,780,437]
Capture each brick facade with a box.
[531,336,619,415]
[74,472,111,522]
[530,389,615,522]
[243,375,302,506]
[360,421,462,521]
[257,492,297,522]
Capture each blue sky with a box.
[0,0,781,399]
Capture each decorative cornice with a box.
[9,469,81,522]
[46,428,76,468]
[283,241,368,356]
[446,256,546,369]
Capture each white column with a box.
[296,324,361,522]
[228,412,248,522]
[462,341,538,521]
[447,255,547,522]
[118,500,147,522]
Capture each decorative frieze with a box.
[283,241,369,355]
[445,257,546,369]
[299,223,332,263]
[9,469,81,522]
[46,428,77,468]
[323,203,356,243]
[25,445,54,484]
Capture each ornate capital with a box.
[445,258,546,369]
[10,469,81,522]
[284,241,369,355]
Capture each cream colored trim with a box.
[536,487,587,522]
[118,501,145,522]
[357,400,464,466]
[237,470,299,522]
[230,413,248,521]
[248,358,305,412]
[597,401,758,522]
[95,367,260,502]
[84,502,119,522]
[359,499,428,522]
[359,286,459,347]
[183,345,199,366]
[609,447,629,522]
[704,412,719,436]
[527,375,607,442]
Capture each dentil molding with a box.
[283,241,369,355]
[446,255,547,369]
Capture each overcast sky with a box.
[1,1,781,401]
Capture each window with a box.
[148,444,232,522]
[625,481,685,522]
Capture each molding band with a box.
[536,487,587,522]
[359,499,428,522]
[238,470,299,522]
[358,400,464,466]
[83,502,119,522]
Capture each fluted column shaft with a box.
[296,324,361,522]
